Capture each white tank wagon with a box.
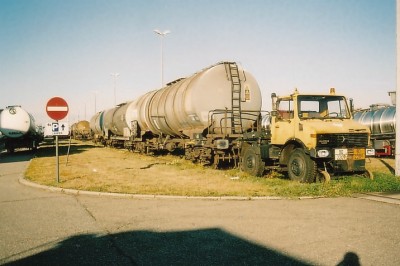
[353,104,396,156]
[91,61,263,166]
[0,105,42,153]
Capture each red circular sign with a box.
[46,97,69,120]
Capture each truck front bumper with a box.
[310,147,375,173]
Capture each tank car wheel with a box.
[241,146,265,177]
[362,169,374,180]
[316,170,331,183]
[288,148,316,183]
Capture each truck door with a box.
[271,98,295,144]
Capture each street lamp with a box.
[110,73,120,106]
[154,29,170,87]
[91,90,98,113]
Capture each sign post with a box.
[46,97,69,183]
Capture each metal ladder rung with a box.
[226,62,243,134]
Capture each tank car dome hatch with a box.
[388,91,396,106]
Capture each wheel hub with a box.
[291,159,303,176]
[246,156,255,169]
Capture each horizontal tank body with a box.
[95,62,262,139]
[90,111,104,136]
[75,120,90,132]
[0,106,37,138]
[71,120,91,139]
[353,105,396,137]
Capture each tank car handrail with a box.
[207,109,262,135]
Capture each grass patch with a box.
[24,140,400,198]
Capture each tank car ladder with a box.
[226,62,243,134]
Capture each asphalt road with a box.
[1,150,400,266]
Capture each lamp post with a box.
[92,90,98,113]
[110,73,120,106]
[154,29,170,87]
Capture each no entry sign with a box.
[46,97,69,121]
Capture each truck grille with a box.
[317,133,368,148]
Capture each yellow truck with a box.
[240,88,375,182]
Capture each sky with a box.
[0,0,396,125]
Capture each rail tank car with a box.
[91,61,262,165]
[0,105,42,153]
[353,104,395,156]
[90,111,104,136]
[71,120,91,140]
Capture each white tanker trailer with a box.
[0,105,42,153]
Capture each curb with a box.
[20,177,400,204]
[353,193,400,205]
[19,177,290,201]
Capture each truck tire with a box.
[241,146,265,177]
[288,148,316,183]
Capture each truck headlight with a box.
[317,149,330,158]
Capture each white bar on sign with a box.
[47,106,68,111]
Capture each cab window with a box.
[298,96,349,119]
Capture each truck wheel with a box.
[288,148,316,183]
[241,146,265,177]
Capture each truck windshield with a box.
[297,95,350,119]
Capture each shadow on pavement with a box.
[5,228,313,265]
[336,251,360,266]
[33,141,97,159]
[0,150,34,164]
[0,140,96,163]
